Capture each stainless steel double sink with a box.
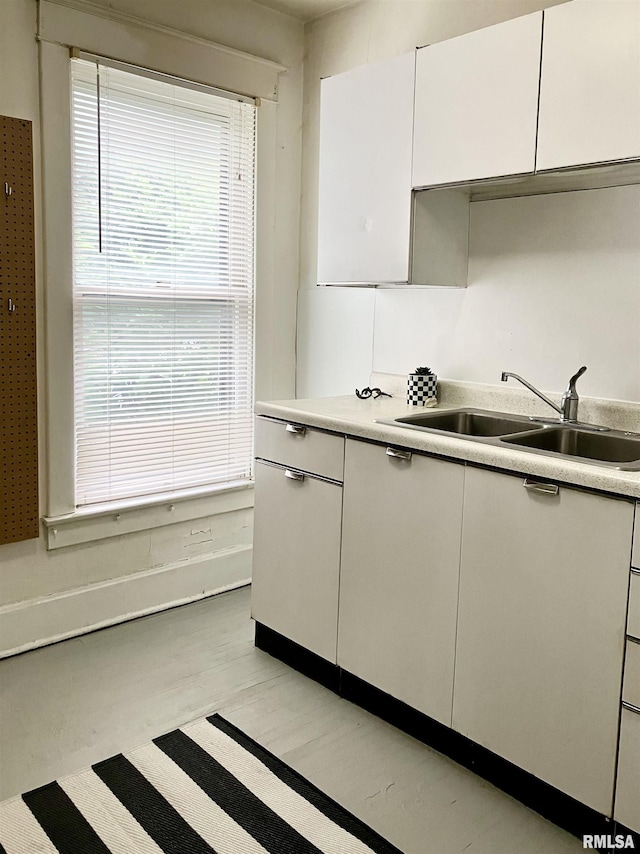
[377,408,640,471]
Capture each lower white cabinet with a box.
[251,460,342,662]
[337,439,464,725]
[615,705,640,833]
[623,640,640,710]
[251,418,638,821]
[628,572,640,639]
[452,467,634,814]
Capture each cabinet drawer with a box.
[629,572,640,641]
[615,706,640,834]
[255,417,344,481]
[623,640,640,709]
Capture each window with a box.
[71,58,256,506]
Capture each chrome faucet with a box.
[500,366,607,430]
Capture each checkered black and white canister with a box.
[407,373,437,405]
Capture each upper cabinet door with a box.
[317,52,415,284]
[412,13,542,188]
[537,1,640,171]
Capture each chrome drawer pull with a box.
[386,447,412,462]
[284,469,305,482]
[285,423,306,435]
[523,478,559,496]
[622,701,640,716]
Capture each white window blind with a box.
[71,58,256,506]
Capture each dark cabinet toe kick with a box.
[254,622,639,848]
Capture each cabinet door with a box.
[537,1,640,170]
[317,52,415,284]
[453,467,634,814]
[615,706,640,834]
[412,13,542,187]
[338,440,464,726]
[251,462,342,662]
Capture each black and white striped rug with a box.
[0,714,402,853]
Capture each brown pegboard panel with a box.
[1,116,39,544]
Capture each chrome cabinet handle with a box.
[285,423,306,435]
[622,701,640,716]
[284,469,305,481]
[386,447,412,462]
[523,478,559,496]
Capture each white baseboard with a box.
[0,546,252,659]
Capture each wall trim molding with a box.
[38,0,287,72]
[37,0,284,102]
[42,485,254,550]
[0,546,252,659]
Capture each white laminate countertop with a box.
[255,395,640,500]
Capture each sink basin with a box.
[502,428,640,470]
[391,408,542,437]
[377,407,640,471]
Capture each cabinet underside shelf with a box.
[416,158,640,202]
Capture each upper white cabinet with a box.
[412,13,542,188]
[317,52,415,284]
[316,4,640,286]
[537,0,640,171]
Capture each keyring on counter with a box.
[355,387,392,399]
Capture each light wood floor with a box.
[0,586,582,853]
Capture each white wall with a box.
[374,186,640,401]
[0,0,303,652]
[297,0,640,404]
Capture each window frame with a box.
[38,21,284,548]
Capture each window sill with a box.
[42,481,255,550]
